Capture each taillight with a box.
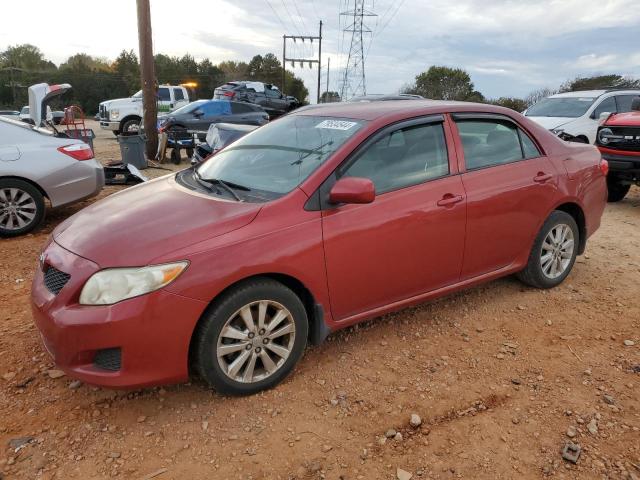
[57,143,94,161]
[599,158,609,176]
[223,91,235,98]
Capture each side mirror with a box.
[329,177,375,205]
[598,112,612,124]
[193,109,204,117]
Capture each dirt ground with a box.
[0,122,639,480]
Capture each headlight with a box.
[110,109,120,120]
[79,261,188,305]
[598,128,613,145]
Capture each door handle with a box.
[533,172,553,183]
[437,194,464,207]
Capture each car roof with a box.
[551,89,640,99]
[292,99,512,121]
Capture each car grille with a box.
[99,104,108,120]
[94,348,122,371]
[43,266,71,295]
[603,126,640,152]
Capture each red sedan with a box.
[31,101,607,395]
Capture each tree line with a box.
[399,66,640,112]
[0,44,310,114]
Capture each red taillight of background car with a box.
[599,158,609,176]
[57,143,94,161]
[223,91,236,98]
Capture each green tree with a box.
[560,74,640,92]
[489,97,528,112]
[0,44,55,71]
[524,87,557,107]
[403,66,484,102]
[113,50,139,94]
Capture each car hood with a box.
[525,116,575,130]
[100,97,136,107]
[603,111,640,127]
[54,175,262,267]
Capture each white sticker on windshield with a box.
[315,120,358,130]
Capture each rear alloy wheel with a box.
[517,211,579,289]
[194,278,308,395]
[0,179,45,237]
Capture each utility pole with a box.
[282,20,322,103]
[340,1,376,100]
[325,57,330,103]
[136,0,158,158]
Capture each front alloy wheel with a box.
[217,300,296,383]
[194,278,308,395]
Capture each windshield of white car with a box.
[196,115,366,196]
[132,90,143,98]
[526,97,596,118]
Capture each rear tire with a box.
[0,179,46,237]
[607,178,630,202]
[194,278,308,396]
[517,211,579,289]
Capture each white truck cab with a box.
[525,89,640,144]
[98,85,190,135]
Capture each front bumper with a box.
[31,240,207,389]
[99,120,120,131]
[599,147,640,181]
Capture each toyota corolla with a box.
[31,101,607,395]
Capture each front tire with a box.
[120,119,141,134]
[607,178,630,202]
[194,278,308,396]
[517,211,579,289]
[0,179,46,237]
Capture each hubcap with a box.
[216,300,296,383]
[0,188,37,231]
[540,224,574,279]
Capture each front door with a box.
[321,117,467,321]
[452,115,559,279]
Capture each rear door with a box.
[321,116,467,321]
[230,103,263,125]
[265,87,286,115]
[452,114,558,280]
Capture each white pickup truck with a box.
[98,85,190,135]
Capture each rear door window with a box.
[202,102,231,116]
[231,103,255,114]
[456,120,525,170]
[173,88,185,101]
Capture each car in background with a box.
[595,96,640,202]
[51,111,65,125]
[191,122,259,165]
[525,89,640,144]
[0,110,20,120]
[19,105,54,125]
[158,99,268,140]
[32,100,606,394]
[0,116,104,236]
[348,93,425,102]
[286,96,300,109]
[213,81,291,118]
[98,84,191,135]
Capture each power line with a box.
[375,0,406,38]
[264,0,290,31]
[280,0,304,36]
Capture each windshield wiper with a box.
[193,170,243,202]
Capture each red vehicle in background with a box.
[596,97,640,202]
[31,101,608,395]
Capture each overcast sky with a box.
[1,0,639,101]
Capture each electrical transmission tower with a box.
[340,0,376,100]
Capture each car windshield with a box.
[171,100,207,116]
[197,115,366,196]
[526,97,596,118]
[20,106,29,114]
